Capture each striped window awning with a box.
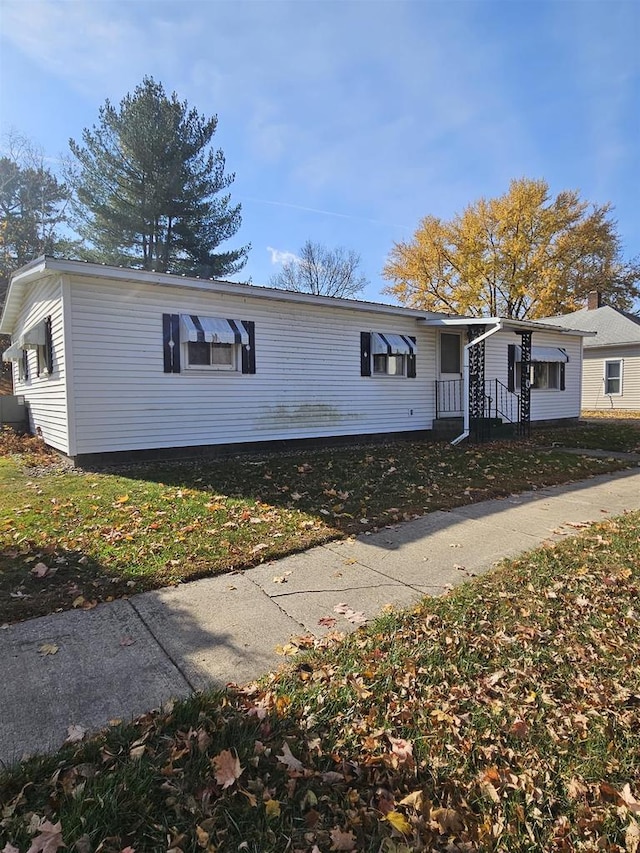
[2,343,23,362]
[515,345,569,363]
[180,315,249,346]
[372,332,417,356]
[19,320,47,349]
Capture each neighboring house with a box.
[1,257,591,465]
[541,292,640,411]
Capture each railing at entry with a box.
[435,379,463,417]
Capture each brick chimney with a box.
[587,291,602,310]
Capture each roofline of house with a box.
[0,256,597,338]
[0,256,442,334]
[584,339,640,348]
[418,315,596,337]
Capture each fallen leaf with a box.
[38,643,59,656]
[251,543,269,554]
[620,784,640,815]
[626,819,640,853]
[31,562,53,578]
[389,736,414,766]
[65,724,87,744]
[322,771,345,784]
[119,636,136,647]
[195,825,210,848]
[330,827,357,850]
[277,741,305,772]
[318,616,337,628]
[384,810,412,835]
[567,777,588,800]
[432,807,465,834]
[3,844,20,853]
[264,798,281,819]
[212,748,243,789]
[26,820,65,853]
[115,494,130,504]
[272,575,288,584]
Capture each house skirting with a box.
[68,429,435,469]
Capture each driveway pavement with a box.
[1,463,639,767]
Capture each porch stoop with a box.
[432,417,463,438]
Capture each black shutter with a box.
[22,349,29,381]
[162,313,181,373]
[407,336,417,378]
[360,332,371,376]
[507,344,515,392]
[560,362,565,391]
[45,316,53,374]
[241,320,256,374]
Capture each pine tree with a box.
[69,77,249,278]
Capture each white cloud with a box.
[267,247,300,266]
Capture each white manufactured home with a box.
[1,257,591,465]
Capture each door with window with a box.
[438,332,463,416]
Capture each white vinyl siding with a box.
[484,331,582,421]
[9,275,69,453]
[68,276,435,455]
[582,347,640,410]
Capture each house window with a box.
[604,360,622,395]
[180,314,247,372]
[187,341,235,370]
[516,362,562,390]
[364,331,417,378]
[19,317,52,377]
[373,353,406,376]
[19,350,29,382]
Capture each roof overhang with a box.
[418,315,596,337]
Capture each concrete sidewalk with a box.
[2,465,640,766]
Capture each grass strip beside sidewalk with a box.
[1,510,639,852]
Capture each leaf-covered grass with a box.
[2,511,639,852]
[0,433,631,624]
[529,417,640,453]
[581,410,640,420]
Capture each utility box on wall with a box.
[0,395,28,431]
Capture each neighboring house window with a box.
[604,359,623,395]
[360,332,417,378]
[162,313,256,375]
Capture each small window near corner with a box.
[516,361,562,390]
[604,360,622,395]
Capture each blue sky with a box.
[1,0,638,304]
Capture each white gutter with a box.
[451,322,503,446]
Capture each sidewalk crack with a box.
[128,599,198,692]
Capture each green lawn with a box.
[2,509,638,852]
[0,431,632,624]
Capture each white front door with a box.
[438,332,463,416]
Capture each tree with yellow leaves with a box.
[383,178,639,319]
